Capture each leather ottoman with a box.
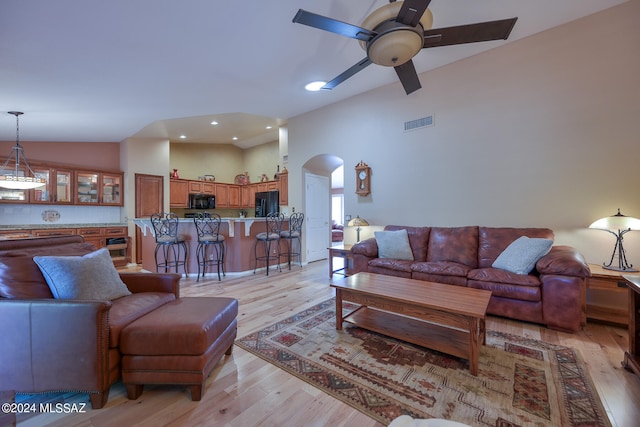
[120,297,238,401]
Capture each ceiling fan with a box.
[293,0,517,95]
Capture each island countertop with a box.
[133,217,274,238]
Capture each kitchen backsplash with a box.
[0,205,122,226]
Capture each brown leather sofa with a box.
[350,225,591,332]
[0,235,180,409]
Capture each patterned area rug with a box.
[236,298,611,427]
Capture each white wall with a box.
[121,137,172,257]
[287,1,640,267]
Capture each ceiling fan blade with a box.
[322,58,373,90]
[292,9,376,41]
[394,60,422,95]
[423,17,518,48]
[396,0,432,27]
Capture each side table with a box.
[622,275,640,376]
[328,244,353,278]
[586,264,629,326]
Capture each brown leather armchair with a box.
[0,236,180,409]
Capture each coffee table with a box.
[331,272,492,375]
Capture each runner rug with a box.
[235,298,611,427]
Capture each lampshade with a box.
[347,216,370,228]
[589,209,640,231]
[0,111,46,190]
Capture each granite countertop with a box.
[0,223,128,230]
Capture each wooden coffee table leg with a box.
[335,289,343,330]
[470,318,480,376]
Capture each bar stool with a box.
[280,212,304,270]
[150,212,188,277]
[193,212,225,281]
[254,212,283,276]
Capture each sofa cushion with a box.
[384,226,430,262]
[0,240,96,299]
[368,258,413,278]
[427,226,479,268]
[468,267,542,287]
[108,291,177,348]
[411,261,472,277]
[375,229,414,260]
[468,278,541,302]
[33,248,132,300]
[492,236,553,275]
[478,227,554,268]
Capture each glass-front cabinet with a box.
[0,159,124,206]
[30,167,73,204]
[101,173,122,205]
[76,171,123,205]
[76,172,99,204]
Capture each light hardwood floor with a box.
[17,260,640,427]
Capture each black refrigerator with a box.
[255,191,279,217]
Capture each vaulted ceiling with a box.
[0,0,626,147]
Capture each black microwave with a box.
[189,194,215,209]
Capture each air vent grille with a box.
[404,115,434,132]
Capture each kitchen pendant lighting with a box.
[0,111,46,190]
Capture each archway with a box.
[301,154,344,262]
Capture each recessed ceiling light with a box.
[232,136,238,141]
[305,81,327,91]
[266,126,272,130]
[210,120,218,125]
[179,135,187,139]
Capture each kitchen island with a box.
[134,217,288,275]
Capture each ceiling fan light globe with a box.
[359,2,433,51]
[367,29,423,67]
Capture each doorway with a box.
[134,173,163,264]
[304,172,330,262]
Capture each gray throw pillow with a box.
[492,236,554,275]
[375,229,414,260]
[33,248,132,300]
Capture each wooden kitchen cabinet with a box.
[77,226,130,267]
[215,183,229,207]
[31,228,77,237]
[30,166,73,204]
[75,171,124,206]
[240,184,257,208]
[188,180,215,195]
[0,159,124,206]
[228,184,241,208]
[278,171,288,205]
[170,179,189,207]
[75,171,99,204]
[101,173,123,205]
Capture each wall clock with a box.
[355,161,371,196]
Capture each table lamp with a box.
[348,215,369,243]
[589,208,640,271]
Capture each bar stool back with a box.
[254,212,284,275]
[150,212,188,277]
[193,212,225,281]
[280,212,304,269]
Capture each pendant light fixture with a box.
[0,111,46,190]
